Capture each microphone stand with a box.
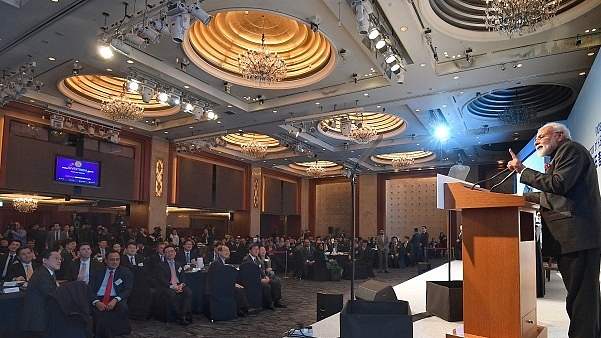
[470,167,510,190]
[489,171,517,192]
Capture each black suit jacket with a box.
[64,258,104,281]
[176,250,199,265]
[22,266,57,332]
[521,139,601,255]
[241,255,267,278]
[148,252,165,271]
[0,253,19,279]
[6,261,41,281]
[120,253,147,270]
[206,257,226,295]
[89,266,134,303]
[153,260,187,289]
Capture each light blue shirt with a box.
[93,268,121,303]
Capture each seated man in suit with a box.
[204,242,220,265]
[121,241,146,270]
[299,239,315,278]
[6,246,40,282]
[242,243,286,309]
[149,241,166,271]
[89,250,133,337]
[1,239,21,281]
[154,245,193,325]
[65,242,104,282]
[176,239,200,268]
[21,250,61,338]
[207,244,252,317]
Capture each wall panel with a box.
[314,182,351,237]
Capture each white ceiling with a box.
[1,0,600,175]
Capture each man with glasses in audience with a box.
[155,244,193,325]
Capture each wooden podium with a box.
[441,182,547,338]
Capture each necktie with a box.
[26,264,33,280]
[130,256,135,265]
[8,254,15,265]
[160,254,164,262]
[186,252,190,263]
[52,272,58,287]
[78,262,87,281]
[169,261,178,286]
[55,231,59,241]
[102,270,114,305]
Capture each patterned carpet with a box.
[126,258,449,338]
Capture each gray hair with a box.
[541,122,571,140]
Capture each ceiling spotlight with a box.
[396,70,405,84]
[367,25,380,40]
[126,79,140,92]
[124,32,147,48]
[168,13,191,44]
[167,94,181,106]
[152,18,171,34]
[72,62,82,75]
[385,52,396,64]
[354,0,372,35]
[206,110,215,120]
[138,23,161,44]
[157,91,169,103]
[140,86,155,103]
[183,102,194,113]
[434,125,450,142]
[375,37,387,51]
[391,62,401,73]
[576,34,582,47]
[189,3,212,26]
[109,38,132,56]
[193,106,204,120]
[97,40,113,59]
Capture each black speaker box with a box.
[317,290,343,321]
[340,300,412,338]
[355,280,397,301]
[418,262,431,274]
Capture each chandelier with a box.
[241,140,267,158]
[101,85,144,122]
[13,197,38,213]
[238,15,287,85]
[484,0,561,37]
[306,162,326,178]
[498,92,537,126]
[391,156,414,171]
[349,124,377,144]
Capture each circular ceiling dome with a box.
[429,0,584,31]
[221,132,286,154]
[318,112,406,141]
[58,75,181,117]
[183,11,336,89]
[463,84,575,120]
[372,151,436,165]
[290,160,342,172]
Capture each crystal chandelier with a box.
[101,85,144,122]
[484,0,561,37]
[349,125,377,144]
[306,162,326,178]
[498,92,537,126]
[237,15,287,85]
[13,197,38,213]
[241,140,267,158]
[391,156,414,171]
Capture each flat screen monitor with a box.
[54,156,101,187]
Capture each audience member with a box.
[207,245,252,317]
[65,242,103,282]
[1,239,21,280]
[6,246,39,281]
[154,244,193,325]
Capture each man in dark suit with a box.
[149,242,166,271]
[508,122,601,338]
[6,247,40,282]
[89,250,133,337]
[21,250,61,338]
[242,243,286,309]
[65,242,104,282]
[154,244,193,325]
[121,241,147,270]
[45,223,68,249]
[94,239,109,260]
[0,239,20,281]
[176,239,199,267]
[204,242,220,265]
[58,238,77,279]
[206,244,251,317]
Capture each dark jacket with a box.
[64,258,104,282]
[153,260,187,289]
[6,261,41,281]
[89,266,134,303]
[22,267,58,332]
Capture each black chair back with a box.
[238,262,263,309]
[209,264,239,321]
[128,265,155,320]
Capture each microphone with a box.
[489,170,517,192]
[470,167,511,190]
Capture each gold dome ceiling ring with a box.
[318,112,407,141]
[183,10,337,89]
[58,75,181,118]
[221,132,287,154]
[289,160,342,171]
[371,151,437,165]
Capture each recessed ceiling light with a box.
[459,91,464,94]
[579,72,586,76]
[363,93,369,96]
[184,85,189,89]
[416,143,419,146]
[164,131,168,134]
[217,121,221,124]
[106,68,112,72]
[592,28,597,32]
[588,52,595,56]
[400,26,408,32]
[516,63,523,68]
[145,120,149,123]
[189,126,193,129]
[227,105,232,108]
[442,104,447,108]
[376,105,381,108]
[585,29,590,33]
[453,76,459,79]
[48,57,56,61]
[315,102,320,105]
[272,110,277,113]
[420,63,426,67]
[126,59,134,64]
[29,99,35,103]
[415,109,420,112]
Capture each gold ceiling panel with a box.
[372,151,437,164]
[290,160,342,172]
[221,133,286,153]
[318,112,406,141]
[186,11,334,87]
[59,75,181,117]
